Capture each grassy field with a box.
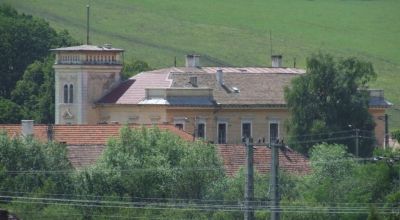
[3,0,400,129]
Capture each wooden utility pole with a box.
[270,141,280,220]
[385,114,389,148]
[244,137,255,220]
[86,4,90,45]
[355,129,359,157]
[0,209,8,220]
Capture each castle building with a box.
[52,45,391,146]
[52,44,123,124]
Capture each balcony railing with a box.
[56,60,122,65]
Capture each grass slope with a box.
[3,0,400,130]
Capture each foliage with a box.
[121,58,151,80]
[0,4,57,97]
[11,57,56,123]
[0,133,74,219]
[0,4,77,123]
[305,144,356,205]
[0,133,73,193]
[391,129,400,143]
[72,126,225,218]
[1,133,400,219]
[285,53,377,157]
[0,98,23,123]
[82,126,224,198]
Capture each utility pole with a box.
[244,137,255,220]
[0,209,8,220]
[385,114,389,148]
[355,129,359,157]
[86,4,90,45]
[270,141,280,220]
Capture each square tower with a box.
[52,44,123,124]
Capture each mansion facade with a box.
[52,45,391,146]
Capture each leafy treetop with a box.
[285,53,376,157]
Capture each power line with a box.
[1,197,398,215]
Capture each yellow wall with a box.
[166,107,289,145]
[369,108,386,146]
[96,104,387,147]
[98,105,167,125]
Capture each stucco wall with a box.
[54,64,122,125]
[369,108,386,147]
[166,107,289,145]
[98,105,168,125]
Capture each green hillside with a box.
[3,0,400,129]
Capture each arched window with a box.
[63,84,68,103]
[69,84,73,103]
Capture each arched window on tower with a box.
[63,84,68,103]
[69,84,74,103]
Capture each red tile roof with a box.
[0,125,48,141]
[218,145,310,175]
[68,145,105,168]
[0,124,193,145]
[0,125,309,174]
[0,124,194,169]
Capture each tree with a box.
[11,57,56,123]
[121,58,151,80]
[0,98,23,123]
[285,53,377,157]
[71,126,225,219]
[0,4,78,123]
[0,4,59,98]
[391,129,400,144]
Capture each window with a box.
[63,84,74,104]
[241,121,252,140]
[218,122,227,144]
[175,123,184,130]
[269,121,279,144]
[197,123,205,139]
[69,84,74,103]
[63,84,68,103]
[174,118,186,131]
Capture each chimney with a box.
[103,43,112,49]
[185,54,200,68]
[189,76,198,87]
[271,55,283,68]
[216,69,224,85]
[21,120,34,137]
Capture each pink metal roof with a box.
[51,44,124,52]
[193,67,305,74]
[98,66,305,105]
[114,70,172,104]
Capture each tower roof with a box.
[51,44,124,52]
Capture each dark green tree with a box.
[285,53,377,156]
[0,4,58,98]
[75,126,225,198]
[0,98,23,123]
[11,57,56,123]
[0,4,78,123]
[121,58,151,80]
